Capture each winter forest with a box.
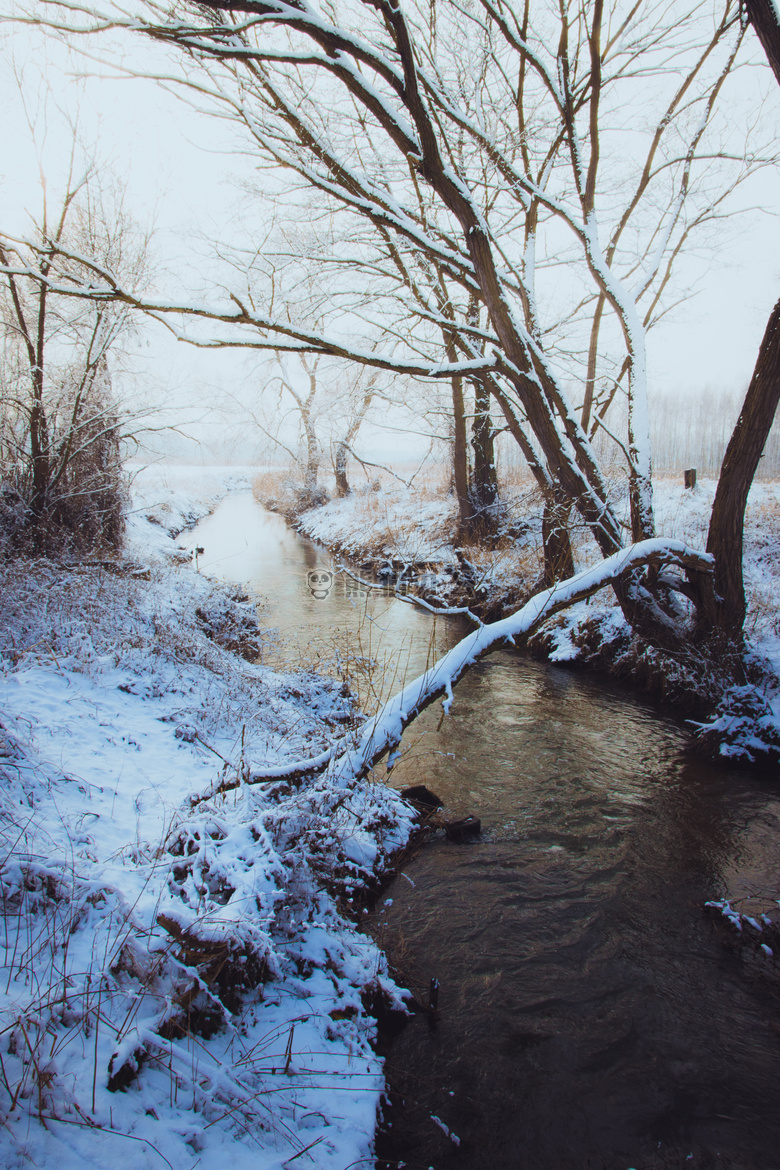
[1,1,780,1168]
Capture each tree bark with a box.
[702,296,780,634]
[334,441,349,497]
[334,383,374,497]
[697,1,780,637]
[542,485,575,586]
[301,409,320,495]
[470,379,499,534]
[745,0,780,85]
[489,379,576,584]
[449,357,476,542]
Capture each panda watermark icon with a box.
[307,568,334,599]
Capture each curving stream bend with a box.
[192,491,780,1170]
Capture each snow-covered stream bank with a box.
[297,477,780,761]
[0,469,421,1170]
[190,489,462,687]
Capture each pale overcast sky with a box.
[3,12,780,461]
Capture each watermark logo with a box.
[307,568,334,599]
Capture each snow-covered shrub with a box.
[195,587,268,660]
[0,483,26,555]
[0,375,129,557]
[0,724,413,1166]
[253,469,330,520]
[692,684,780,765]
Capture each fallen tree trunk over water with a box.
[199,540,714,804]
[328,539,714,785]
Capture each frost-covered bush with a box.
[692,684,780,765]
[196,587,267,660]
[0,397,128,557]
[0,483,25,555]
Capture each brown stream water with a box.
[192,492,780,1170]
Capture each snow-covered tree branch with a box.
[16,0,777,643]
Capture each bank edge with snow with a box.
[293,479,780,765]
[0,466,418,1170]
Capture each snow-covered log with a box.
[327,539,713,784]
[190,540,713,805]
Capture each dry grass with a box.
[251,467,289,505]
[744,490,780,641]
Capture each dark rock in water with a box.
[362,981,416,1048]
[444,815,481,842]
[401,784,443,810]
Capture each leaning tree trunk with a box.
[488,379,576,584]
[745,0,780,83]
[542,484,575,586]
[697,0,780,638]
[701,297,780,636]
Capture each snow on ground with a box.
[548,479,780,764]
[297,479,545,605]
[4,466,776,1166]
[298,486,455,566]
[653,478,780,638]
[548,477,780,659]
[302,477,780,641]
[127,464,255,557]
[0,466,415,1170]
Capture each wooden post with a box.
[684,468,697,490]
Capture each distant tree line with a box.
[649,388,780,480]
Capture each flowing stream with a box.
[191,490,780,1170]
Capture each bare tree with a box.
[14,0,768,643]
[332,370,380,497]
[0,149,146,551]
[269,353,325,501]
[231,349,382,504]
